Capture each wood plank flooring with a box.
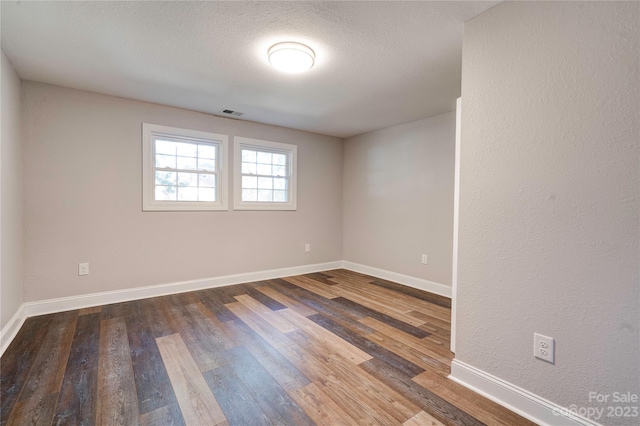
[1,269,534,425]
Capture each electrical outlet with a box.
[78,263,90,276]
[305,243,311,253]
[421,254,428,264]
[534,333,554,363]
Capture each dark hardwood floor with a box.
[1,269,534,425]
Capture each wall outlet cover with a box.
[534,333,555,364]
[78,263,89,276]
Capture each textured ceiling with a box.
[1,1,497,138]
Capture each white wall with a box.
[343,112,455,286]
[1,50,24,328]
[457,1,639,422]
[22,82,343,302]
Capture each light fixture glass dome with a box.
[268,42,315,73]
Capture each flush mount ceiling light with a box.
[268,42,315,73]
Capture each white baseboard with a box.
[1,260,449,357]
[449,359,601,426]
[341,261,451,298]
[0,261,342,357]
[22,261,344,318]
[0,304,27,356]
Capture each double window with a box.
[142,125,296,211]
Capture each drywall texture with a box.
[1,50,24,328]
[457,2,639,422]
[22,82,343,302]
[343,113,454,286]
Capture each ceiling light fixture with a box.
[268,42,315,73]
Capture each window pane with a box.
[273,190,288,202]
[242,189,257,202]
[258,177,273,189]
[273,153,286,165]
[177,186,198,201]
[257,164,272,176]
[177,172,197,187]
[273,165,286,177]
[155,186,176,201]
[176,142,197,157]
[235,141,295,208]
[199,174,216,188]
[155,140,176,155]
[198,187,216,202]
[242,163,257,174]
[198,158,216,172]
[242,176,258,189]
[177,156,197,170]
[155,171,176,186]
[242,149,256,162]
[258,190,273,202]
[198,144,216,159]
[273,178,287,190]
[257,151,272,164]
[145,124,228,210]
[155,154,176,169]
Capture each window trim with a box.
[142,123,229,211]
[233,136,297,211]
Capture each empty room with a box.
[1,1,638,425]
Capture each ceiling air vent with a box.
[221,109,244,117]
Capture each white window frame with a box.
[234,136,297,211]
[142,123,229,211]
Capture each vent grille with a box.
[221,109,244,117]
